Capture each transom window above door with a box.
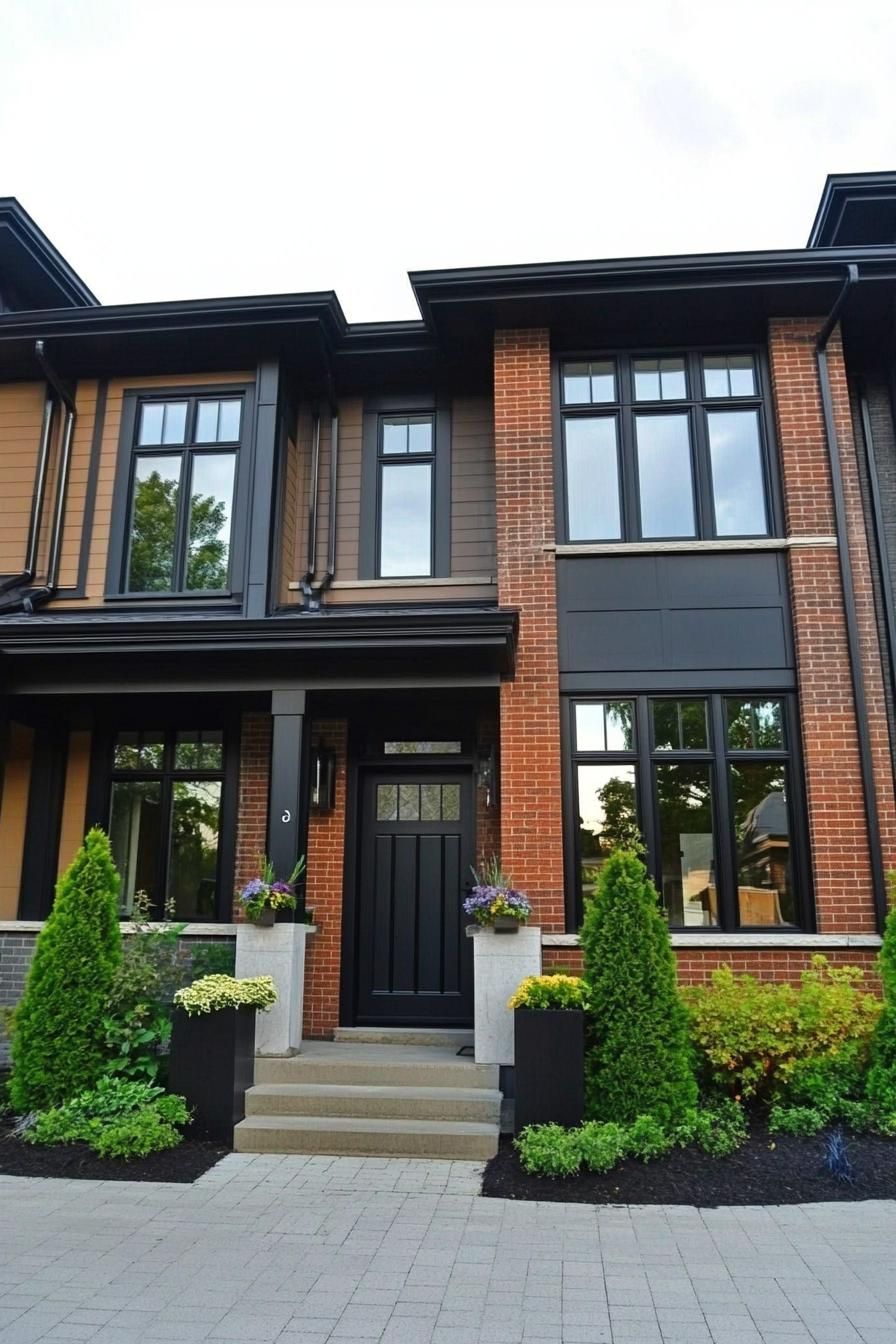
[116,392,247,596]
[559,352,774,543]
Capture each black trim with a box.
[18,723,68,918]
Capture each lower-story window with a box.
[569,694,809,931]
[108,728,226,920]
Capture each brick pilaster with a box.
[232,712,272,917]
[303,719,348,1038]
[494,329,565,929]
[768,318,896,933]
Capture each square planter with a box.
[513,1008,585,1135]
[169,1006,256,1143]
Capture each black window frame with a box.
[89,715,239,923]
[105,384,254,602]
[358,395,452,580]
[554,348,783,544]
[564,692,813,933]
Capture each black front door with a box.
[355,769,474,1025]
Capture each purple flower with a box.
[270,881,293,895]
[240,878,266,901]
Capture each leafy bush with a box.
[576,1121,629,1173]
[772,1040,869,1122]
[627,1114,674,1161]
[507,975,590,1011]
[173,974,277,1015]
[10,829,122,1112]
[580,850,697,1126]
[868,904,896,1119]
[768,1104,826,1136]
[102,1005,172,1082]
[685,1100,749,1157]
[107,889,185,1022]
[190,942,236,979]
[683,957,879,1102]
[515,1123,581,1177]
[25,1075,189,1159]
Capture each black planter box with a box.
[169,1006,257,1143]
[513,1008,585,1135]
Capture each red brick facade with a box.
[543,943,880,988]
[493,329,565,930]
[768,319,895,933]
[302,720,348,1039]
[232,712,272,916]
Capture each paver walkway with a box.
[1,1156,896,1344]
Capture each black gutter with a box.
[0,342,77,615]
[858,387,896,739]
[319,406,338,599]
[299,407,321,607]
[814,263,889,932]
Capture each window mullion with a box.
[173,450,192,592]
[710,695,736,931]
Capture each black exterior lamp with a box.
[476,743,498,809]
[310,746,336,812]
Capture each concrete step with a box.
[255,1043,498,1090]
[333,1027,474,1050]
[245,1082,501,1122]
[233,1113,499,1159]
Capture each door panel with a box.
[356,769,473,1025]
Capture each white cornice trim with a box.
[548,537,837,557]
[542,932,882,949]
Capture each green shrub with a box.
[508,974,590,1011]
[102,1005,172,1083]
[10,829,122,1112]
[576,1121,629,1173]
[676,1099,749,1156]
[26,1075,189,1159]
[515,1123,581,1177]
[580,850,697,1126]
[868,905,896,1118]
[683,957,879,1102]
[107,889,185,1021]
[768,1104,826,1136]
[627,1114,674,1161]
[773,1040,868,1121]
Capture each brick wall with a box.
[542,942,881,990]
[768,319,896,933]
[303,720,348,1039]
[494,329,565,929]
[232,712,272,915]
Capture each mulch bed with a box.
[0,1120,229,1182]
[482,1129,896,1206]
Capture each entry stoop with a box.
[234,1039,500,1159]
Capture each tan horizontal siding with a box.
[451,395,495,577]
[0,383,47,576]
[0,724,32,919]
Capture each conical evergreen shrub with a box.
[580,849,697,1126]
[867,904,896,1117]
[10,828,122,1112]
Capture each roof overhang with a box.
[808,172,896,248]
[0,605,519,688]
[0,199,97,309]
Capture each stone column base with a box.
[234,922,316,1055]
[470,924,541,1065]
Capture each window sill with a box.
[542,931,882,949]
[103,592,239,604]
[289,576,496,591]
[548,537,837,556]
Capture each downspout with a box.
[0,384,55,593]
[814,263,889,931]
[0,341,77,615]
[858,387,896,754]
[320,404,338,597]
[299,407,321,609]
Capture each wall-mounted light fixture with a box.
[310,746,336,811]
[476,743,498,809]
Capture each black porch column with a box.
[267,690,307,904]
[19,723,69,919]
[244,358,280,619]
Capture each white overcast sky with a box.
[2,0,895,321]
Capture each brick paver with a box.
[1,1157,895,1343]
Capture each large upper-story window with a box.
[570,694,810,932]
[359,397,451,580]
[114,392,247,596]
[559,353,775,542]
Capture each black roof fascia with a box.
[808,172,896,248]
[0,606,519,665]
[0,199,98,308]
[410,245,896,317]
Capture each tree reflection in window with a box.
[127,464,232,593]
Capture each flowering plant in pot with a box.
[169,975,278,1141]
[238,855,305,925]
[508,974,589,1133]
[463,856,531,932]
